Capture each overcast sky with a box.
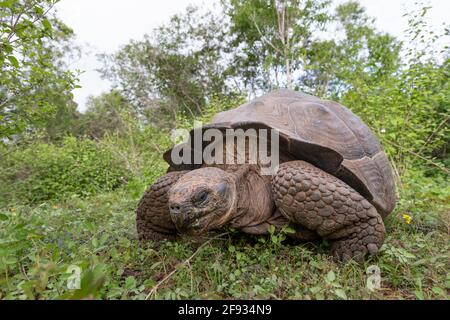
[55,0,449,111]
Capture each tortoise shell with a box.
[164,89,396,218]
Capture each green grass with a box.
[0,172,449,300]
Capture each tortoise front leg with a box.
[136,171,188,241]
[272,161,385,262]
[239,209,318,241]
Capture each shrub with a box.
[0,137,130,204]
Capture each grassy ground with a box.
[0,172,448,300]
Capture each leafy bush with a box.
[99,124,172,200]
[0,137,130,204]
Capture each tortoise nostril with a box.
[169,204,181,213]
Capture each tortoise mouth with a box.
[172,209,217,235]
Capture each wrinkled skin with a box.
[136,160,386,262]
[168,167,238,235]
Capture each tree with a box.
[302,1,401,97]
[0,0,79,142]
[224,0,331,92]
[223,0,402,97]
[78,90,135,140]
[99,6,233,127]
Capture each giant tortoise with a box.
[136,89,396,261]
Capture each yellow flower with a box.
[402,214,412,224]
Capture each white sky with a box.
[55,0,450,111]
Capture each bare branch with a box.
[419,115,449,152]
[249,12,283,55]
[145,232,229,300]
[385,139,450,175]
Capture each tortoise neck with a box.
[228,165,275,228]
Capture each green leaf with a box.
[7,55,19,68]
[3,256,17,265]
[309,260,324,270]
[0,213,8,221]
[34,6,44,15]
[327,270,336,282]
[398,248,416,259]
[42,18,52,31]
[125,276,136,289]
[334,289,347,300]
[414,290,424,300]
[431,287,445,296]
[283,226,295,234]
[2,42,13,54]
[326,270,336,282]
[0,0,14,8]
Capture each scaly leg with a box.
[136,171,188,241]
[272,161,385,262]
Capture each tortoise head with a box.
[168,167,238,235]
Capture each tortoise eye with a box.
[193,189,209,205]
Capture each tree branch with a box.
[385,139,449,175]
[249,12,283,56]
